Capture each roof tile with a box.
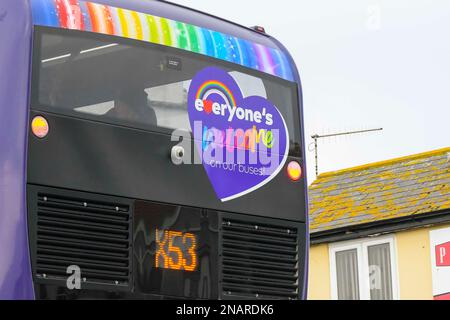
[309,148,450,233]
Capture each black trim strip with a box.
[311,209,450,244]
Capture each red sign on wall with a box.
[434,293,450,300]
[435,242,450,267]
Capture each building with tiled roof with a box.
[307,147,450,300]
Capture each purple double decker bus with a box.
[0,0,308,300]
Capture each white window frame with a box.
[329,235,399,300]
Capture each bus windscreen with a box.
[31,27,302,156]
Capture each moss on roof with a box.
[309,147,450,233]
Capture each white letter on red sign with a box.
[440,247,447,264]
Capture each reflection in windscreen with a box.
[33,28,301,152]
[146,81,190,131]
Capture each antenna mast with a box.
[311,128,383,177]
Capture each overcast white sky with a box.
[173,0,450,183]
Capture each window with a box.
[31,27,301,156]
[335,249,360,300]
[329,236,398,300]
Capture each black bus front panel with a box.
[27,184,305,300]
[27,110,306,222]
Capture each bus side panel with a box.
[0,0,34,299]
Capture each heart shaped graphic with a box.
[203,100,213,114]
[188,67,290,202]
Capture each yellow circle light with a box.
[287,161,302,181]
[31,116,49,138]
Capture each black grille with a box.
[33,192,132,288]
[220,217,299,300]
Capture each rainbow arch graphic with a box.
[196,81,237,108]
[30,0,295,81]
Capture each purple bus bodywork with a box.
[0,0,35,300]
[0,0,308,300]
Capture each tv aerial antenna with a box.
[310,128,383,177]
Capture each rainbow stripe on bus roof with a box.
[30,0,295,81]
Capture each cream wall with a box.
[395,227,433,300]
[307,223,450,300]
[308,243,331,300]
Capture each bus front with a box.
[27,0,308,300]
